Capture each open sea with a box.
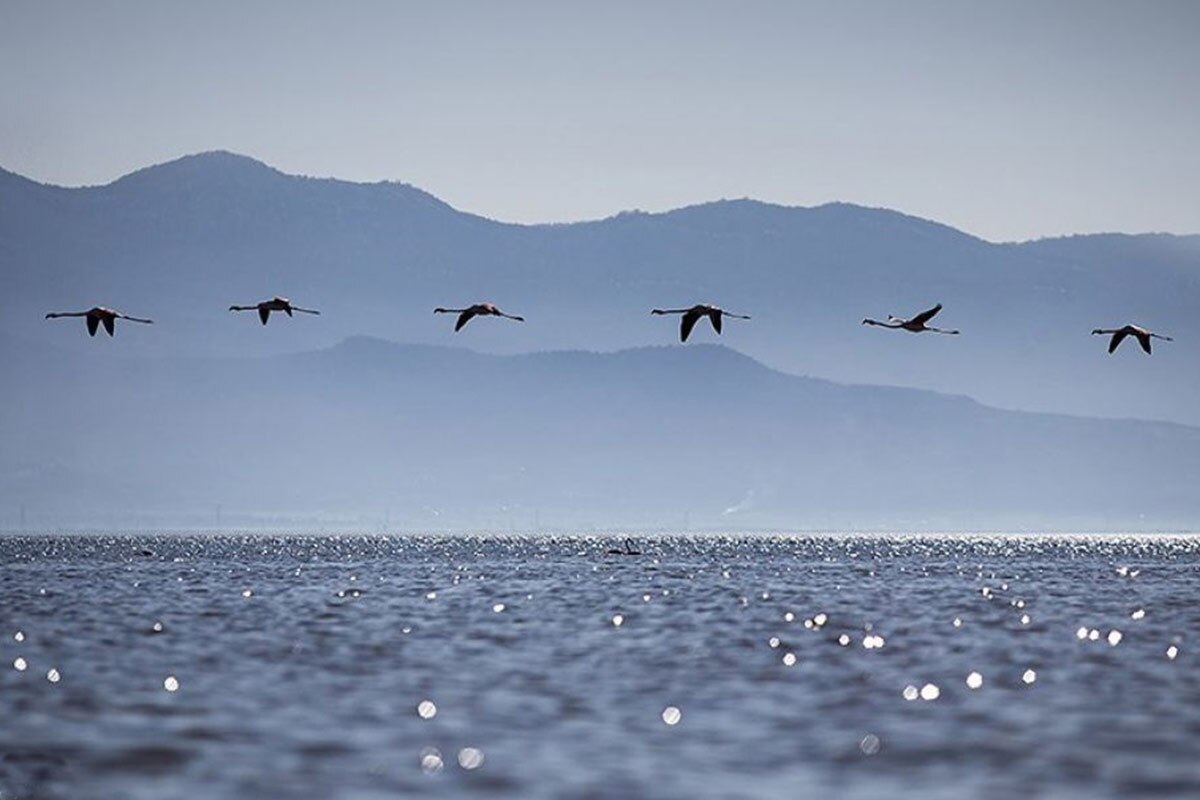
[0,533,1197,799]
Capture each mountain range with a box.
[2,151,1197,426]
[1,152,1197,530]
[1,335,1197,531]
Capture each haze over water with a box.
[2,533,1197,799]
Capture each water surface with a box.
[1,534,1197,799]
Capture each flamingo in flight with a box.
[45,306,153,337]
[862,303,959,335]
[229,296,320,325]
[651,304,751,342]
[434,303,525,331]
[1092,324,1173,354]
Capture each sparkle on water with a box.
[0,533,1197,800]
[457,747,485,770]
[419,747,444,774]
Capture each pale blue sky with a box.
[2,0,1197,240]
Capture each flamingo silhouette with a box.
[862,303,959,335]
[45,307,153,337]
[1092,324,1172,354]
[651,304,751,342]
[229,296,320,325]
[434,303,525,331]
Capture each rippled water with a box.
[1,534,1198,799]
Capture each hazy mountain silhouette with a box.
[2,336,1197,531]
[4,152,1197,425]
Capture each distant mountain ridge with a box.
[2,151,1198,428]
[2,336,1198,531]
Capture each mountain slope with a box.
[2,152,1197,425]
[2,338,1197,531]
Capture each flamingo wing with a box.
[455,310,476,331]
[910,304,943,326]
[86,315,99,337]
[258,307,270,325]
[1108,330,1128,353]
[101,315,115,336]
[680,309,702,342]
[709,308,723,334]
[1136,332,1152,354]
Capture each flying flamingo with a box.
[434,303,525,331]
[45,307,154,337]
[228,296,320,325]
[651,304,751,342]
[862,303,959,335]
[1091,324,1173,354]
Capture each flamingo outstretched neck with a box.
[862,303,958,335]
[652,304,750,342]
[1092,324,1172,354]
[229,296,320,325]
[434,303,525,331]
[45,307,153,337]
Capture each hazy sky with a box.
[2,1,1197,241]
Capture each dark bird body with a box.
[1092,324,1172,354]
[606,538,642,556]
[862,303,959,335]
[651,304,751,342]
[434,303,525,331]
[45,306,154,336]
[229,296,320,325]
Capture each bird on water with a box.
[228,296,320,325]
[45,307,154,337]
[434,303,525,331]
[862,303,959,335]
[1091,324,1173,354]
[651,304,751,342]
[606,538,642,556]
